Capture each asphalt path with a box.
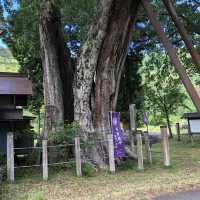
[156,190,200,200]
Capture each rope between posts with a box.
[14,144,74,150]
[14,164,41,169]
[48,160,75,166]
[14,160,75,169]
[151,150,162,154]
[13,146,42,150]
[47,144,75,148]
[13,140,110,151]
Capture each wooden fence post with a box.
[129,104,137,154]
[129,104,136,131]
[7,132,14,182]
[128,131,137,158]
[42,139,48,181]
[75,137,82,177]
[136,132,144,170]
[160,126,171,167]
[144,131,152,164]
[108,134,115,173]
[176,123,181,141]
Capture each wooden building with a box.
[0,72,33,155]
[183,112,200,135]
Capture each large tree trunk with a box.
[163,104,173,138]
[58,39,74,122]
[74,0,115,169]
[93,0,140,133]
[40,0,71,138]
[74,0,140,168]
[74,0,114,135]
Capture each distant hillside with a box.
[0,48,20,72]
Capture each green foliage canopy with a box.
[139,52,189,125]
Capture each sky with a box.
[0,0,18,48]
[0,39,7,48]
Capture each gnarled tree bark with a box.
[40,0,73,138]
[74,0,140,168]
[74,0,114,137]
[93,0,140,133]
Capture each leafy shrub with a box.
[82,162,96,177]
[48,122,96,177]
[118,158,136,170]
[67,161,96,177]
[49,121,80,144]
[48,121,80,163]
[66,162,76,176]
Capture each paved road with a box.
[157,190,200,200]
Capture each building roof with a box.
[183,112,200,119]
[0,72,32,95]
[0,116,35,122]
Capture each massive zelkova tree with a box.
[92,1,140,132]
[74,0,140,167]
[39,0,73,137]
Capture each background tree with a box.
[39,0,74,137]
[0,0,98,117]
[1,0,199,122]
[1,0,200,166]
[139,52,188,137]
[117,52,144,126]
[0,0,43,117]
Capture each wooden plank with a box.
[129,130,137,157]
[136,132,144,170]
[144,131,152,164]
[0,77,32,95]
[0,104,15,109]
[7,132,14,182]
[0,109,23,120]
[160,126,170,167]
[129,104,136,131]
[42,139,48,180]
[176,123,181,141]
[0,96,13,105]
[108,134,115,173]
[75,137,82,177]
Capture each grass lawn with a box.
[0,48,20,73]
[2,135,200,200]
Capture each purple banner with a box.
[142,112,148,125]
[111,112,125,158]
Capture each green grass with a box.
[2,136,200,200]
[0,48,20,72]
[26,191,43,200]
[0,64,19,72]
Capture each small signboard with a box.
[189,119,200,133]
[110,112,125,158]
[183,113,200,135]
